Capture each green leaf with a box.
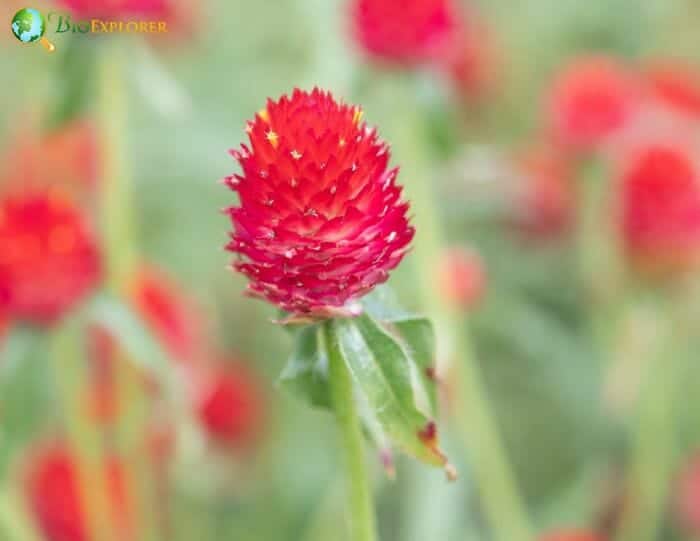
[334,314,450,471]
[278,325,331,409]
[0,327,50,477]
[385,317,438,417]
[89,294,175,388]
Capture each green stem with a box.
[451,338,533,541]
[50,317,116,541]
[324,322,378,541]
[377,79,533,541]
[98,40,159,541]
[0,487,41,541]
[98,41,137,291]
[613,304,678,541]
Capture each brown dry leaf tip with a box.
[444,462,458,482]
[380,448,396,481]
[418,421,457,481]
[425,366,439,382]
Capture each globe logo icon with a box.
[11,8,55,52]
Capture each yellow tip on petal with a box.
[290,149,302,160]
[339,137,346,147]
[353,108,364,125]
[266,130,279,148]
[258,109,270,123]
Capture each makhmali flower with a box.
[646,60,700,119]
[196,362,265,448]
[224,88,414,317]
[0,191,101,325]
[24,443,131,541]
[619,140,700,275]
[351,0,462,66]
[547,56,640,150]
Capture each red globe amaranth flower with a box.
[25,444,132,541]
[43,121,100,191]
[676,453,700,535]
[438,247,487,309]
[0,191,101,325]
[128,266,205,363]
[547,56,641,150]
[444,12,499,101]
[540,532,604,541]
[0,119,98,197]
[619,141,700,276]
[90,265,204,366]
[512,145,574,238]
[352,0,462,66]
[196,364,265,448]
[155,0,200,44]
[56,0,169,19]
[646,61,700,119]
[224,88,414,316]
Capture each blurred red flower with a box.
[0,191,101,325]
[619,140,700,276]
[444,10,499,102]
[56,0,170,19]
[438,247,487,310]
[512,145,574,238]
[25,444,132,541]
[86,265,205,422]
[0,119,99,196]
[540,532,604,541]
[676,453,700,536]
[646,60,700,120]
[547,56,641,151]
[196,363,265,448]
[224,88,414,317]
[351,0,462,66]
[128,266,205,364]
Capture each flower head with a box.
[351,0,462,66]
[619,139,700,276]
[646,60,700,119]
[547,56,641,150]
[676,452,700,536]
[0,191,101,325]
[196,362,266,448]
[444,11,499,101]
[512,145,574,238]
[24,443,131,541]
[438,247,487,310]
[224,88,414,316]
[129,266,205,363]
[0,119,99,197]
